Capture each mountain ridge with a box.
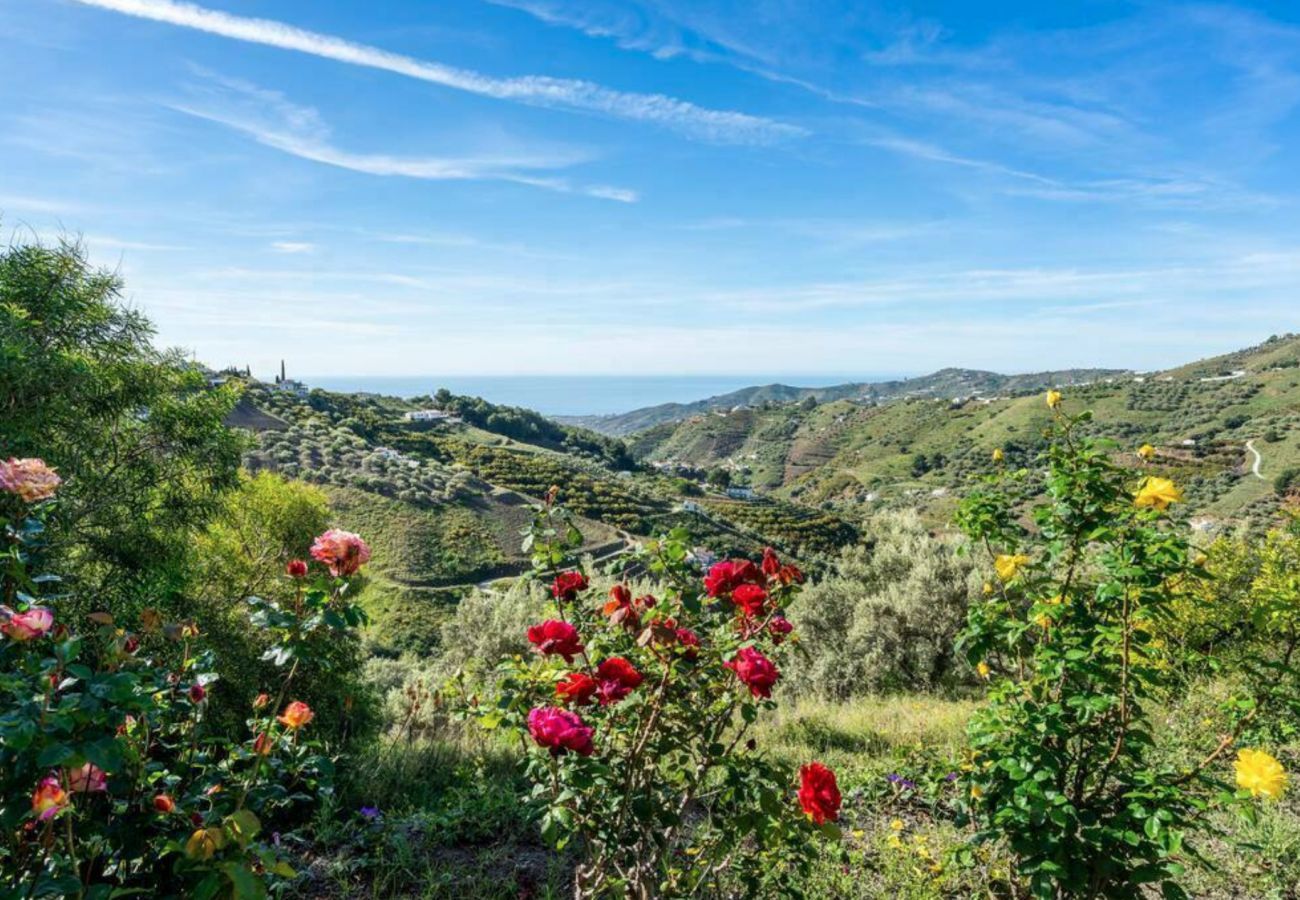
[557,366,1130,436]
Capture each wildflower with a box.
[527,706,595,757]
[551,571,589,602]
[359,806,381,821]
[994,554,1030,582]
[2,607,54,641]
[1045,389,1062,410]
[285,559,308,578]
[595,657,643,706]
[153,794,175,813]
[725,646,779,698]
[704,559,763,598]
[1236,748,1287,800]
[526,620,584,662]
[0,457,61,502]
[555,671,599,706]
[1134,476,1183,511]
[890,819,904,831]
[185,827,225,861]
[309,529,371,577]
[970,785,984,799]
[1137,443,1156,461]
[982,582,994,596]
[992,447,1004,463]
[277,700,314,730]
[31,776,68,821]
[731,583,768,618]
[976,661,991,679]
[797,762,841,824]
[67,763,107,793]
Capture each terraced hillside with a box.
[633,334,1300,531]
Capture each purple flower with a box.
[360,805,381,820]
[885,773,915,790]
[886,773,902,784]
[944,772,959,782]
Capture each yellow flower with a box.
[976,661,991,680]
[970,785,984,799]
[929,862,943,874]
[1134,476,1183,511]
[887,835,903,849]
[851,829,865,840]
[982,581,995,596]
[1137,443,1156,461]
[1034,613,1051,629]
[185,827,225,861]
[994,554,1030,582]
[1045,389,1062,410]
[890,819,904,831]
[991,447,1004,463]
[1236,748,1287,800]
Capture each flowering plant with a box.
[0,457,368,896]
[470,493,837,897]
[954,395,1284,898]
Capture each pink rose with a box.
[309,529,371,577]
[527,706,595,756]
[2,607,54,641]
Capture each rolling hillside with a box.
[629,334,1300,531]
[559,366,1126,436]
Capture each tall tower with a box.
[279,359,286,384]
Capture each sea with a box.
[301,374,904,417]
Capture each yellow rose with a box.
[1134,477,1183,511]
[1137,443,1156,461]
[1045,389,1062,410]
[994,554,1030,582]
[1236,748,1287,800]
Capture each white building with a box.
[404,409,461,424]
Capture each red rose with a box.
[675,627,701,658]
[286,559,308,578]
[731,584,768,618]
[595,656,643,706]
[798,762,841,824]
[761,547,781,577]
[153,794,175,814]
[551,571,589,602]
[726,646,779,698]
[704,559,764,597]
[768,614,794,644]
[527,620,584,662]
[527,706,595,756]
[555,671,598,706]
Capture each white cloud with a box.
[270,241,314,254]
[69,0,804,144]
[169,75,639,201]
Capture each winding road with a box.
[1246,439,1265,480]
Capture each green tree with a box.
[0,238,245,613]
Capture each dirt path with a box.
[1246,439,1264,479]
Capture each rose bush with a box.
[462,492,839,898]
[954,394,1288,899]
[0,456,370,897]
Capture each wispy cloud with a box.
[270,241,314,254]
[170,74,639,201]
[68,0,804,144]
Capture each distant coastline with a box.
[301,374,907,417]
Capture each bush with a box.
[788,510,980,698]
[458,499,836,897]
[954,393,1282,898]
[0,457,368,896]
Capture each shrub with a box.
[789,510,980,698]
[954,394,1284,898]
[0,456,368,896]
[459,497,837,897]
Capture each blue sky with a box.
[3,0,1300,377]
